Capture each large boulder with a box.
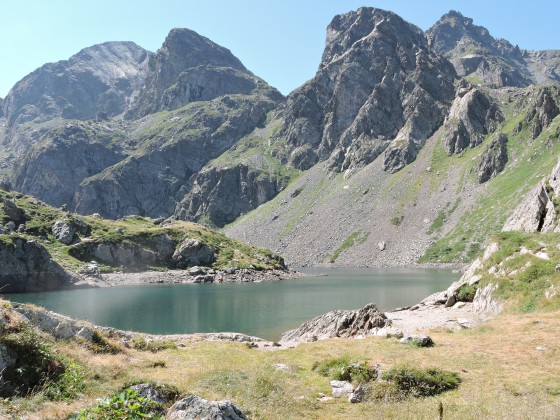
[52,220,76,244]
[280,303,387,343]
[166,395,247,420]
[171,238,215,268]
[0,238,78,292]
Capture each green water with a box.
[6,268,458,341]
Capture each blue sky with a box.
[1,1,558,97]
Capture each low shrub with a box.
[456,283,477,302]
[313,357,376,384]
[382,364,461,397]
[85,330,123,354]
[72,388,163,419]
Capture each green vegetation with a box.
[477,232,560,313]
[381,365,461,398]
[390,215,403,226]
[328,230,369,263]
[313,357,376,384]
[73,388,163,420]
[0,190,285,273]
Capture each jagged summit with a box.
[125,27,280,118]
[428,10,560,87]
[280,6,456,174]
[2,41,151,126]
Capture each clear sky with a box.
[1,1,558,98]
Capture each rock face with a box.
[127,28,278,119]
[525,87,560,139]
[12,122,126,208]
[476,133,508,183]
[0,238,78,292]
[280,7,456,174]
[167,395,248,420]
[503,159,560,233]
[280,303,387,342]
[2,42,151,127]
[175,164,283,227]
[428,10,560,87]
[442,82,503,155]
[73,93,280,219]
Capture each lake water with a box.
[6,268,458,341]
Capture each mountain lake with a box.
[6,268,459,341]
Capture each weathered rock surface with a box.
[171,238,215,268]
[280,7,456,175]
[3,42,151,127]
[176,163,284,227]
[503,159,560,233]
[12,122,127,208]
[0,238,78,292]
[166,395,247,420]
[52,219,76,244]
[525,87,560,139]
[280,303,387,343]
[476,133,508,183]
[442,82,503,155]
[0,197,27,224]
[330,380,354,398]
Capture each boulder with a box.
[280,303,387,343]
[399,334,434,347]
[0,198,26,224]
[330,380,354,398]
[172,238,215,268]
[348,381,367,403]
[52,219,76,244]
[166,395,247,420]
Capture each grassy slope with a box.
[0,190,284,272]
[5,305,560,419]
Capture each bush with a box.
[43,362,86,401]
[0,325,65,396]
[382,365,461,397]
[72,388,162,419]
[312,357,376,384]
[84,330,123,354]
[456,283,477,302]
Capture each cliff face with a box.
[280,7,456,174]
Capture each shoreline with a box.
[72,263,466,289]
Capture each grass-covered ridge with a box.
[0,190,285,272]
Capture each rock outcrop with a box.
[280,303,387,343]
[0,237,78,292]
[171,238,215,268]
[167,395,248,420]
[476,133,508,183]
[442,82,503,155]
[525,87,560,139]
[175,164,284,227]
[503,159,560,232]
[3,42,151,127]
[280,7,456,174]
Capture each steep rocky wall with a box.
[279,7,457,175]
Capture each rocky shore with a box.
[79,267,305,288]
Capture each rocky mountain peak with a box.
[2,41,151,127]
[280,6,456,174]
[161,28,247,72]
[125,28,276,119]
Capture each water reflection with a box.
[6,268,458,341]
